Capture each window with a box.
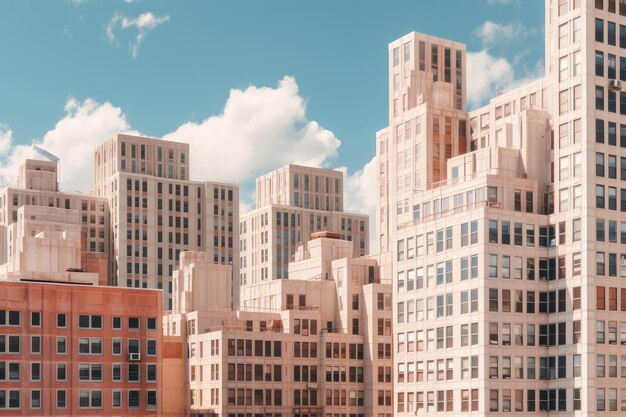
[56,363,66,381]
[610,22,617,45]
[30,312,40,327]
[147,317,157,331]
[147,390,157,409]
[147,364,157,382]
[559,156,569,179]
[57,390,66,408]
[112,316,121,330]
[78,315,102,329]
[112,364,122,381]
[489,220,498,243]
[112,391,121,408]
[597,185,606,208]
[597,86,605,110]
[31,336,40,354]
[30,362,41,382]
[597,51,605,76]
[560,55,569,81]
[128,317,140,330]
[78,338,102,355]
[57,337,66,355]
[0,335,20,353]
[0,311,20,326]
[79,364,103,381]
[79,390,103,408]
[560,89,569,114]
[597,18,605,42]
[489,289,499,312]
[559,22,569,48]
[147,339,157,356]
[488,254,498,278]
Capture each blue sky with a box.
[0,0,545,213]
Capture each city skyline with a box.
[4,0,620,415]
[0,0,544,223]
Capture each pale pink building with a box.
[93,134,239,309]
[384,0,626,415]
[240,165,369,309]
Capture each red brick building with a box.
[0,280,163,416]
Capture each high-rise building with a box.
[382,0,626,414]
[239,164,369,309]
[163,233,392,417]
[94,134,239,309]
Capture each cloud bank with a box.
[0,78,372,230]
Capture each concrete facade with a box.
[240,165,369,309]
[384,0,626,415]
[163,235,392,417]
[0,159,110,281]
[93,134,239,309]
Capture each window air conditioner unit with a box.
[609,79,623,90]
[302,329,309,336]
[128,353,141,361]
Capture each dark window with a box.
[597,18,605,43]
[597,86,605,110]
[597,51,604,76]
[597,119,605,143]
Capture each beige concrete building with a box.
[383,0,626,415]
[163,234,392,417]
[0,169,173,416]
[94,134,239,309]
[0,159,109,284]
[240,165,369,309]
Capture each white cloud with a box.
[163,76,340,185]
[68,0,89,4]
[475,21,523,45]
[0,125,13,156]
[466,49,514,109]
[466,47,545,109]
[0,98,133,191]
[0,77,375,237]
[342,156,377,252]
[105,12,170,58]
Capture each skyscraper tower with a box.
[94,134,239,309]
[384,0,626,414]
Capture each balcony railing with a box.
[425,167,528,190]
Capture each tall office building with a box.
[383,0,626,414]
[239,164,369,309]
[94,134,239,309]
